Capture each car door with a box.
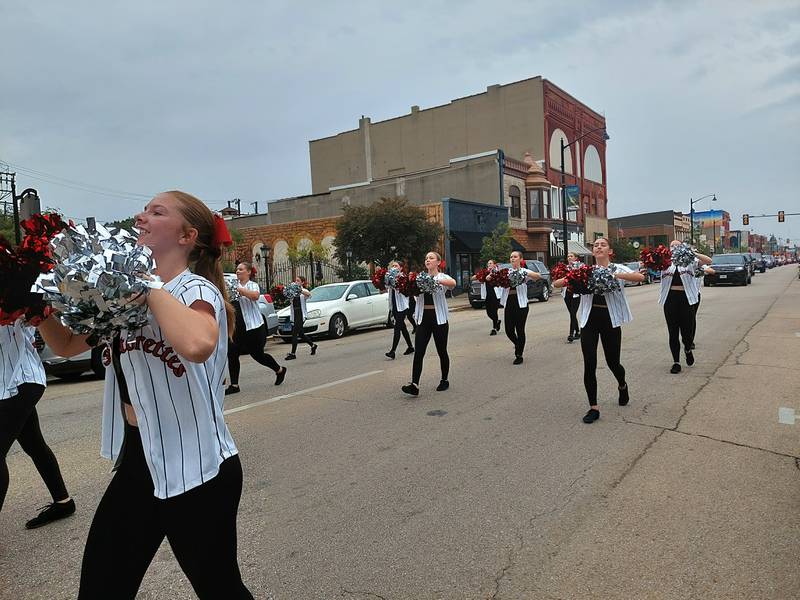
[525,262,540,300]
[345,283,373,326]
[367,283,389,323]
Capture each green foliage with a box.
[106,216,137,230]
[333,197,442,268]
[480,222,513,264]
[0,212,15,243]
[287,239,329,265]
[610,239,639,262]
[335,262,370,282]
[695,240,713,256]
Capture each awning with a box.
[552,240,594,257]
[510,238,525,251]
[450,230,490,252]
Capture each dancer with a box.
[658,241,712,373]
[0,320,75,529]
[496,251,542,365]
[553,237,644,423]
[226,261,286,395]
[562,252,583,343]
[285,275,317,361]
[401,252,456,396]
[39,191,253,598]
[385,261,414,359]
[688,263,715,350]
[472,259,502,335]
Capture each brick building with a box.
[609,210,691,247]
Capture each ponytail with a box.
[167,190,236,338]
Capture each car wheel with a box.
[91,347,106,378]
[386,311,395,328]
[538,285,550,302]
[328,313,347,339]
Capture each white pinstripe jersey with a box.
[500,268,534,308]
[1,321,47,400]
[413,273,450,325]
[100,270,237,499]
[658,260,701,306]
[237,280,263,331]
[577,263,634,329]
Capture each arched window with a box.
[510,185,521,218]
[584,145,603,183]
[549,129,573,175]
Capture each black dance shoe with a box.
[285,353,297,360]
[670,363,681,374]
[436,380,449,391]
[310,344,318,356]
[403,346,415,355]
[275,367,287,386]
[582,409,600,424]
[489,329,497,336]
[567,335,574,343]
[685,351,695,366]
[495,319,502,331]
[618,384,629,406]
[401,382,419,396]
[225,385,240,395]
[513,356,524,365]
[25,499,75,530]
[385,351,396,360]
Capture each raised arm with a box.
[615,270,645,283]
[553,277,567,289]
[146,288,219,363]
[438,274,457,290]
[238,283,261,301]
[694,252,712,266]
[302,288,311,298]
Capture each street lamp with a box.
[689,193,716,245]
[346,249,353,281]
[560,126,610,261]
[260,245,271,290]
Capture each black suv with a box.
[705,254,751,286]
[469,260,552,307]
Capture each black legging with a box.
[504,296,529,357]
[690,293,700,344]
[228,323,280,385]
[580,306,626,407]
[485,286,500,328]
[0,383,69,510]
[291,309,314,354]
[563,294,580,337]
[390,309,413,352]
[78,424,252,600]
[411,310,449,384]
[663,290,694,362]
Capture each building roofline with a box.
[542,78,605,121]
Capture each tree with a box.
[107,216,137,230]
[333,197,442,268]
[287,239,329,265]
[480,222,513,264]
[610,239,639,262]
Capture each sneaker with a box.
[224,385,240,396]
[436,380,449,391]
[489,329,497,336]
[285,353,296,360]
[385,351,396,360]
[567,335,574,343]
[513,356,523,365]
[403,347,415,355]
[495,319,502,331]
[685,351,695,366]
[582,409,600,424]
[25,499,76,530]
[618,384,629,406]
[310,344,318,356]
[670,363,681,374]
[401,382,419,396]
[275,367,287,386]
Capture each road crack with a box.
[341,588,388,600]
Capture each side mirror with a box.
[347,293,358,301]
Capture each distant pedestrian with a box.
[472,259,502,335]
[497,251,542,365]
[385,261,415,360]
[286,275,317,361]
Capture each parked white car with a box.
[276,280,392,340]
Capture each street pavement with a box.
[1,266,798,599]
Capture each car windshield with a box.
[307,284,349,303]
[625,262,640,271]
[712,255,745,265]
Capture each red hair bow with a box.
[212,214,232,248]
[520,259,527,268]
[439,259,446,270]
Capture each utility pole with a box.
[250,201,258,214]
[0,169,20,244]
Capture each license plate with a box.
[280,324,292,332]
[719,274,727,279]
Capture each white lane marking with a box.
[778,407,796,425]
[224,370,384,415]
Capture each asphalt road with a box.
[1,266,798,599]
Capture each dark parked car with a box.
[469,260,551,307]
[751,252,767,273]
[743,253,757,277]
[705,254,751,286]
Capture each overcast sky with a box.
[3,0,798,242]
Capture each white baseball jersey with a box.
[389,286,409,312]
[413,273,450,325]
[237,280,263,331]
[1,321,47,400]
[658,260,701,306]
[100,269,237,499]
[500,268,533,309]
[289,293,308,323]
[577,263,634,328]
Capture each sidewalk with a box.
[524,274,800,599]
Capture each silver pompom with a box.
[32,219,161,344]
[588,265,621,295]
[385,267,402,288]
[671,243,696,268]
[225,275,241,302]
[415,271,441,294]
[508,268,527,288]
[284,282,302,299]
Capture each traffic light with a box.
[778,211,785,222]
[742,214,749,225]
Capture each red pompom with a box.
[550,262,569,282]
[492,267,511,288]
[520,259,527,268]
[640,245,671,271]
[371,267,387,291]
[564,264,592,294]
[475,267,490,282]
